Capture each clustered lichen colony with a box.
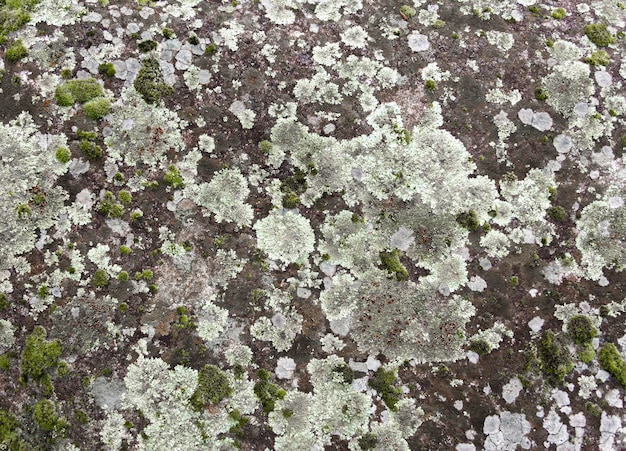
[1,0,626,449]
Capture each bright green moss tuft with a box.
[119,245,131,255]
[282,192,300,209]
[83,97,111,120]
[0,409,24,450]
[55,146,71,163]
[33,399,67,437]
[117,271,129,282]
[583,50,610,66]
[163,164,184,189]
[584,23,615,47]
[399,4,416,18]
[534,88,548,101]
[598,343,626,388]
[4,39,27,63]
[424,79,436,91]
[258,140,272,153]
[368,367,402,411]
[54,78,103,106]
[133,56,173,104]
[117,190,132,204]
[137,39,157,53]
[551,7,565,19]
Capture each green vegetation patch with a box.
[379,249,409,281]
[133,56,173,104]
[97,62,115,77]
[97,191,124,218]
[253,370,285,413]
[83,97,111,120]
[598,343,626,388]
[456,209,480,231]
[163,164,184,189]
[190,364,233,409]
[584,23,615,47]
[368,367,402,411]
[537,331,573,384]
[19,326,61,389]
[0,409,24,450]
[3,39,27,63]
[0,0,39,43]
[54,78,103,106]
[567,315,597,346]
[583,50,610,66]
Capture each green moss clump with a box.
[253,378,285,413]
[97,62,115,77]
[137,40,157,53]
[54,78,103,106]
[358,433,378,450]
[547,206,567,222]
[117,190,132,204]
[534,88,548,101]
[83,97,111,120]
[598,343,626,388]
[258,140,272,153]
[0,294,8,311]
[92,269,109,288]
[163,165,184,189]
[551,7,565,19]
[55,146,71,164]
[379,249,408,281]
[424,79,436,91]
[456,209,480,231]
[583,50,610,66]
[282,192,300,209]
[117,271,129,282]
[368,367,402,411]
[19,326,61,389]
[133,56,173,104]
[538,331,573,384]
[0,409,24,450]
[469,339,491,355]
[399,4,416,18]
[162,27,174,39]
[33,399,67,437]
[4,39,27,63]
[119,245,131,255]
[77,129,97,140]
[205,43,217,54]
[191,364,233,409]
[584,23,615,47]
[73,410,88,425]
[97,191,124,218]
[79,139,102,159]
[567,315,597,346]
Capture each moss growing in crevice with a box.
[598,343,626,388]
[379,249,408,281]
[19,326,61,392]
[368,367,402,411]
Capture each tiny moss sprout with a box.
[534,88,548,101]
[119,245,131,255]
[162,27,174,39]
[188,33,200,45]
[424,79,436,91]
[509,276,519,288]
[537,331,573,384]
[258,140,272,153]
[19,326,61,392]
[117,271,129,282]
[134,56,173,103]
[205,43,217,55]
[456,209,480,231]
[282,192,300,209]
[254,376,285,413]
[469,339,491,355]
